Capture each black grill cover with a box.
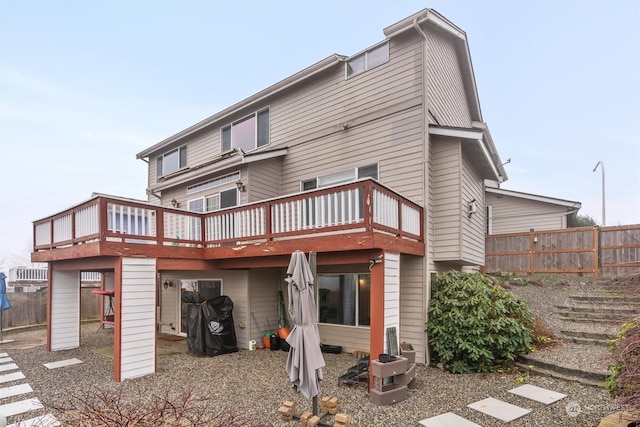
[181,292,238,356]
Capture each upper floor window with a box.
[221,109,270,153]
[346,42,389,78]
[157,146,187,177]
[188,188,238,213]
[187,171,241,195]
[302,163,378,191]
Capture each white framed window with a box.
[318,273,370,327]
[302,163,378,191]
[157,145,187,177]
[346,42,389,78]
[188,188,238,213]
[221,109,269,153]
[187,171,241,195]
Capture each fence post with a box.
[594,226,600,277]
[529,228,535,274]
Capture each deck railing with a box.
[33,180,423,252]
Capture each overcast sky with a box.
[1,0,639,266]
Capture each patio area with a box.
[0,323,614,426]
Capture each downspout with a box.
[413,16,432,365]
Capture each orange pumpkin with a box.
[278,326,291,339]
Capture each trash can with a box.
[270,334,280,351]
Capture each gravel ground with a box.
[1,275,633,427]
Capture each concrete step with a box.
[559,330,614,346]
[555,305,640,315]
[517,355,608,388]
[569,295,640,304]
[558,315,624,324]
[557,311,635,322]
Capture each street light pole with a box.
[592,161,605,226]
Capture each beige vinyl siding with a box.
[317,324,369,354]
[431,137,462,261]
[271,34,422,147]
[487,195,570,234]
[150,130,220,185]
[383,252,400,354]
[249,268,284,342]
[159,274,177,335]
[219,270,250,349]
[50,270,80,351]
[426,26,472,127]
[460,154,485,265]
[280,107,425,199]
[399,254,426,364]
[120,257,156,380]
[247,157,282,202]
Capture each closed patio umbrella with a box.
[0,273,11,343]
[285,250,325,413]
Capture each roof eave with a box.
[486,187,582,209]
[136,54,346,159]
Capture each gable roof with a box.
[429,123,508,182]
[137,8,485,160]
[383,8,482,123]
[486,186,582,210]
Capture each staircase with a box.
[518,286,640,387]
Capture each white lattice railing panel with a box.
[372,189,399,229]
[53,214,72,243]
[35,222,52,246]
[271,188,363,234]
[401,203,421,236]
[75,203,99,238]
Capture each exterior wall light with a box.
[171,198,179,208]
[236,180,246,192]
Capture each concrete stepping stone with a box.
[43,358,82,369]
[508,384,567,404]
[0,398,42,417]
[8,413,61,427]
[0,353,8,357]
[0,357,13,364]
[0,363,19,373]
[467,397,531,422]
[0,383,32,399]
[0,372,26,384]
[419,412,482,426]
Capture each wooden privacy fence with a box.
[485,224,640,277]
[1,288,100,329]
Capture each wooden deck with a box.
[32,179,425,263]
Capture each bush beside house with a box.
[426,271,534,373]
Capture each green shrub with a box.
[426,270,534,373]
[604,316,640,419]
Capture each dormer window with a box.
[221,109,270,153]
[346,42,389,78]
[157,145,187,177]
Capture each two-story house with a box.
[32,8,507,382]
